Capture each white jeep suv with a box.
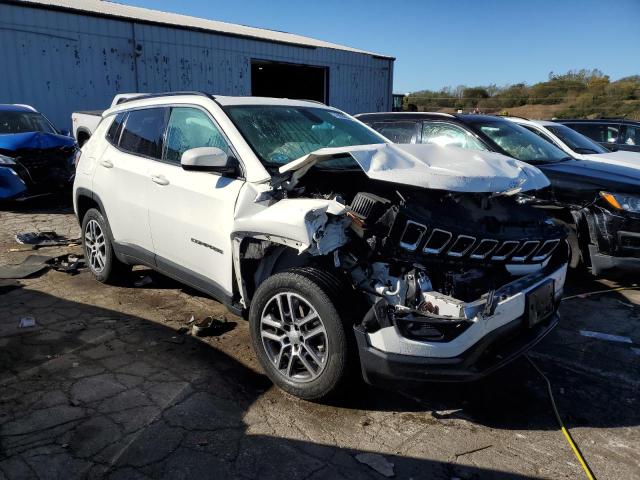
[74,93,568,400]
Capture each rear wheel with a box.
[82,208,130,284]
[249,268,355,401]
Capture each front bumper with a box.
[354,262,566,385]
[588,244,640,275]
[588,209,640,275]
[355,312,558,384]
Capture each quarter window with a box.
[163,107,230,164]
[106,112,125,145]
[119,108,167,159]
[421,122,488,150]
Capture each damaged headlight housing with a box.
[600,192,640,214]
[0,153,16,165]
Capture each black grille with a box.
[15,147,75,186]
[399,221,560,263]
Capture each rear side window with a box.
[119,108,167,159]
[106,113,125,145]
[163,107,230,164]
[368,121,421,143]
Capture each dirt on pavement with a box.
[1,198,639,479]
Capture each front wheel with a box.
[82,208,130,284]
[249,268,355,401]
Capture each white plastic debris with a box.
[579,330,633,344]
[355,453,395,477]
[18,316,36,328]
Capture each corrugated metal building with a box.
[0,0,395,129]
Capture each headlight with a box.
[0,153,16,165]
[600,192,640,213]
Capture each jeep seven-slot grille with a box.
[399,221,560,263]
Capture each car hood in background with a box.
[578,150,640,169]
[539,158,640,191]
[280,143,550,194]
[0,131,76,152]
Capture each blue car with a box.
[0,104,77,200]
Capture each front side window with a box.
[224,105,385,170]
[421,122,488,151]
[0,111,57,134]
[622,125,640,146]
[118,108,167,159]
[163,107,230,164]
[546,124,608,154]
[469,119,569,163]
[566,123,620,144]
[368,121,421,144]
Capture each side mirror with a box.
[59,129,71,137]
[181,147,237,175]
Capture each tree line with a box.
[405,69,640,119]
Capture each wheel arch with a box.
[232,235,317,310]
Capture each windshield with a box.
[224,105,386,170]
[546,124,609,154]
[469,118,570,163]
[0,111,57,135]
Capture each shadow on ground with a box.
[0,286,591,479]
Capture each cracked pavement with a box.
[1,198,639,479]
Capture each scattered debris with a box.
[0,255,53,279]
[18,316,37,328]
[49,254,85,275]
[579,330,633,344]
[134,275,154,287]
[191,315,234,337]
[0,254,85,279]
[454,444,493,459]
[355,453,395,478]
[15,231,80,248]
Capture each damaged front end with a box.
[234,144,568,384]
[341,187,567,383]
[0,132,77,200]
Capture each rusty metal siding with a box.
[0,2,393,130]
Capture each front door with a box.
[147,106,244,298]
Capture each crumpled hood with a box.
[279,143,550,194]
[0,131,76,152]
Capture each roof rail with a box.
[118,91,213,104]
[13,104,37,112]
[503,115,530,121]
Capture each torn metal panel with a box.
[280,143,550,194]
[233,198,348,254]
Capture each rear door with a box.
[92,108,167,260]
[146,105,244,299]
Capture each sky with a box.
[121,0,640,93]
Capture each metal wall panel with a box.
[0,3,393,129]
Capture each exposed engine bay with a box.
[236,164,568,344]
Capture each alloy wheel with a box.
[260,292,329,383]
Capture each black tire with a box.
[81,208,130,284]
[249,267,356,401]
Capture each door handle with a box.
[151,174,170,186]
[100,159,113,169]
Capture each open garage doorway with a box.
[251,60,328,103]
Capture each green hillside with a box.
[405,69,640,120]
